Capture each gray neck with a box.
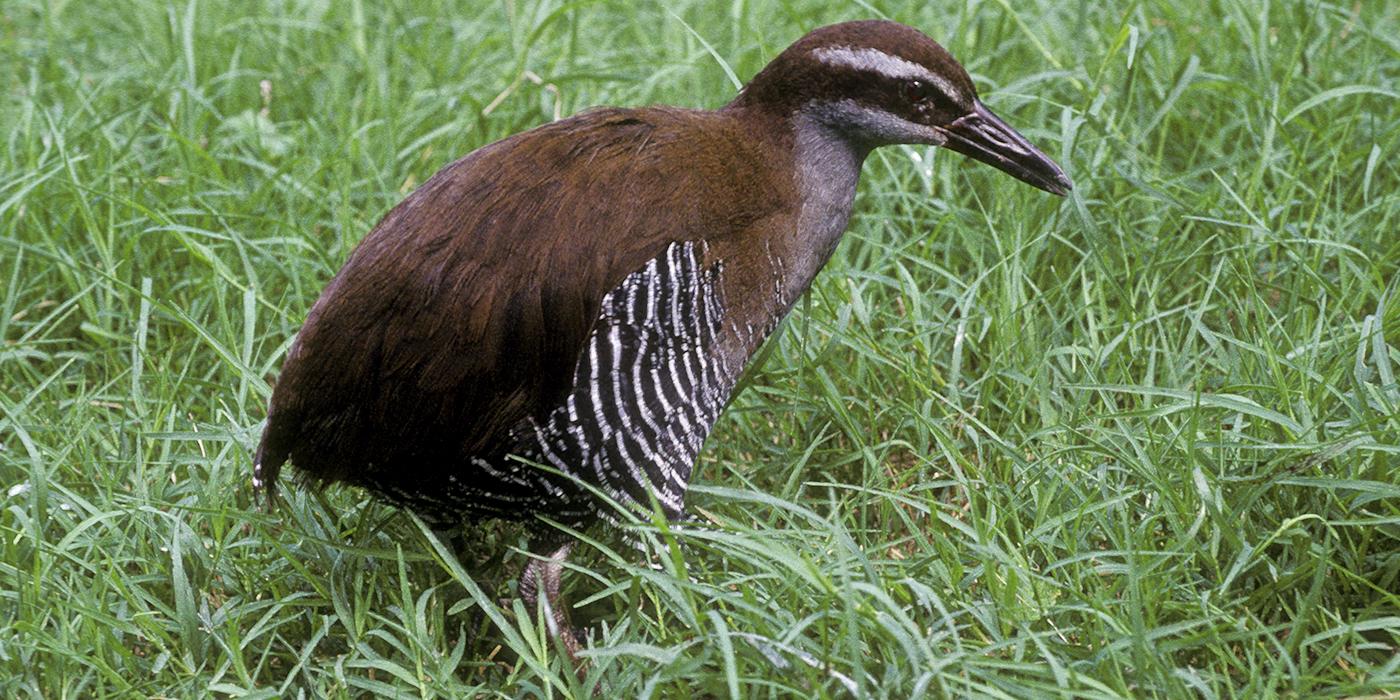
[717,103,871,364]
[784,105,869,304]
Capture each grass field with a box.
[3,0,1399,696]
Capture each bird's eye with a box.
[905,79,934,104]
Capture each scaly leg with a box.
[517,540,581,661]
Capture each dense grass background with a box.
[3,0,1398,696]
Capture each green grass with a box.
[3,0,1399,696]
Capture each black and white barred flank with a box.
[373,241,734,528]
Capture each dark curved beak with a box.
[939,101,1073,196]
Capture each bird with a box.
[253,19,1072,657]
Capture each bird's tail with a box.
[252,432,287,511]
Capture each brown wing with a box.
[254,107,784,495]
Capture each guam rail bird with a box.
[254,19,1072,656]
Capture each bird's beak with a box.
[939,101,1073,196]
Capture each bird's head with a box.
[733,20,1072,195]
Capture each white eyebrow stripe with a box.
[812,46,966,104]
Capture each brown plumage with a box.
[257,107,790,495]
[255,19,1071,658]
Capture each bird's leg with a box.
[517,540,581,661]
